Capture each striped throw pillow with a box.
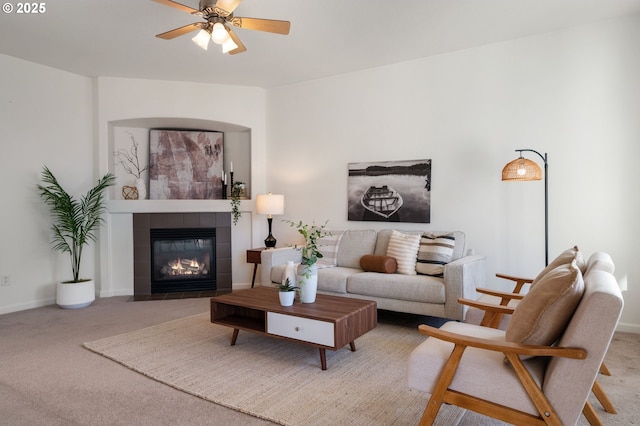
[386,230,421,275]
[316,230,345,269]
[416,233,456,277]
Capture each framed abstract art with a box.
[149,129,224,199]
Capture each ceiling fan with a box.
[153,0,291,55]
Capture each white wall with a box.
[266,15,640,332]
[95,77,269,296]
[0,55,95,313]
[2,14,639,333]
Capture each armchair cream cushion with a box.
[506,258,584,346]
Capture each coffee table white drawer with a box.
[267,312,334,346]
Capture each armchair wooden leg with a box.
[582,401,603,426]
[419,345,465,426]
[592,380,617,414]
[599,362,612,376]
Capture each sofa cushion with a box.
[316,230,345,269]
[348,272,446,304]
[506,259,584,347]
[336,229,378,269]
[360,255,397,274]
[416,233,456,277]
[386,230,421,275]
[316,267,361,294]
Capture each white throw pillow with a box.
[316,230,345,269]
[386,230,421,275]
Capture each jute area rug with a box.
[84,312,465,425]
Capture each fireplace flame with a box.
[163,257,207,277]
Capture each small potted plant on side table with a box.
[277,278,299,306]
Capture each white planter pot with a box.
[278,291,295,306]
[56,279,95,309]
[297,264,318,304]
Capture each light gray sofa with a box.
[260,229,486,321]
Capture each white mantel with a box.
[107,199,253,214]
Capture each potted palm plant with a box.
[37,166,115,309]
[284,219,330,303]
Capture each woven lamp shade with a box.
[502,157,542,181]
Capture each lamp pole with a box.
[515,149,549,266]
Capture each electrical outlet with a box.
[1,275,10,287]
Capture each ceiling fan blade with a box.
[152,0,198,14]
[215,0,242,16]
[156,23,203,39]
[230,17,290,35]
[226,28,247,55]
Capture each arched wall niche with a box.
[108,117,251,201]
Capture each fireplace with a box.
[133,212,232,297]
[150,228,216,293]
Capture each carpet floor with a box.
[2,296,638,425]
[83,312,465,425]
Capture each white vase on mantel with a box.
[135,178,147,200]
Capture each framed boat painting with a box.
[348,159,431,223]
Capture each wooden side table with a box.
[246,248,266,288]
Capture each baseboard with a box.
[616,322,640,334]
[0,297,55,315]
[99,289,133,298]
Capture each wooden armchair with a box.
[459,252,618,420]
[408,257,623,426]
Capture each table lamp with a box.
[256,193,284,248]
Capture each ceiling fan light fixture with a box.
[211,22,231,44]
[191,29,211,50]
[222,37,239,53]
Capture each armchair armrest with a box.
[495,273,533,294]
[476,287,525,302]
[458,298,515,315]
[417,324,586,360]
[259,247,302,287]
[458,297,515,328]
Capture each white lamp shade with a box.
[211,22,230,44]
[256,193,284,215]
[191,29,210,50]
[222,37,239,53]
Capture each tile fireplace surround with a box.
[133,212,232,296]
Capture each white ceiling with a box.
[2,0,640,88]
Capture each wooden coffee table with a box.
[210,286,377,370]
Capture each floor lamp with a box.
[256,193,284,248]
[501,149,549,266]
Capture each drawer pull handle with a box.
[295,326,300,332]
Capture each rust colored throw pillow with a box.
[506,258,584,347]
[360,255,398,274]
